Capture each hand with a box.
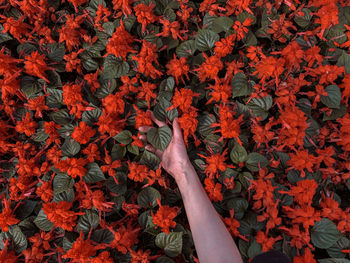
[138,111,191,182]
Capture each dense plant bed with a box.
[0,0,350,262]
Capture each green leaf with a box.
[230,141,248,164]
[33,129,49,142]
[321,85,341,109]
[20,76,42,99]
[105,173,127,195]
[49,109,73,125]
[89,0,106,10]
[197,112,216,138]
[46,88,63,108]
[52,189,75,203]
[114,130,132,144]
[111,144,126,160]
[91,229,114,244]
[61,138,81,157]
[46,43,65,62]
[327,237,350,258]
[318,259,350,263]
[83,162,106,183]
[294,8,312,28]
[147,126,172,151]
[323,104,347,121]
[140,150,161,169]
[53,173,74,195]
[155,232,183,257]
[34,209,54,231]
[337,51,350,74]
[159,77,175,92]
[8,225,27,253]
[247,240,262,259]
[226,198,249,220]
[15,200,37,220]
[211,17,234,33]
[77,210,100,233]
[245,152,269,172]
[176,40,196,57]
[154,98,178,122]
[247,95,273,121]
[137,187,161,208]
[231,72,252,98]
[103,54,130,79]
[311,218,342,249]
[244,31,257,46]
[82,107,103,125]
[156,256,175,263]
[82,57,99,71]
[195,29,220,51]
[0,25,12,43]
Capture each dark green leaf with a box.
[91,229,114,244]
[83,162,106,183]
[49,109,73,125]
[111,144,126,160]
[323,104,347,121]
[46,43,65,62]
[232,73,252,98]
[34,209,54,231]
[0,25,12,43]
[155,232,183,257]
[147,126,172,151]
[89,0,106,10]
[321,85,341,109]
[327,237,350,258]
[337,51,350,74]
[61,138,81,157]
[52,189,75,203]
[77,210,100,233]
[140,149,161,169]
[245,152,269,172]
[33,129,49,142]
[82,107,103,125]
[103,55,130,79]
[114,130,132,144]
[294,8,312,28]
[311,218,342,249]
[211,17,234,33]
[156,256,175,263]
[247,240,261,259]
[53,173,74,195]
[197,112,216,138]
[176,40,196,57]
[105,173,127,195]
[195,29,220,51]
[154,98,178,122]
[318,259,350,263]
[15,200,37,220]
[230,141,248,164]
[226,198,249,220]
[137,187,161,208]
[46,88,63,108]
[8,225,27,253]
[247,95,273,121]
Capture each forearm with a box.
[176,163,243,263]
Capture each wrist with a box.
[174,159,196,187]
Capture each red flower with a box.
[55,158,89,179]
[24,51,50,83]
[72,121,96,144]
[42,201,83,231]
[15,112,38,137]
[0,199,19,232]
[134,3,157,33]
[152,199,179,234]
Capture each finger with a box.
[172,117,184,141]
[145,144,163,159]
[138,126,153,133]
[150,111,167,127]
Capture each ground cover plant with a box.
[0,0,350,262]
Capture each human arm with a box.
[138,112,243,263]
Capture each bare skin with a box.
[138,111,243,263]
